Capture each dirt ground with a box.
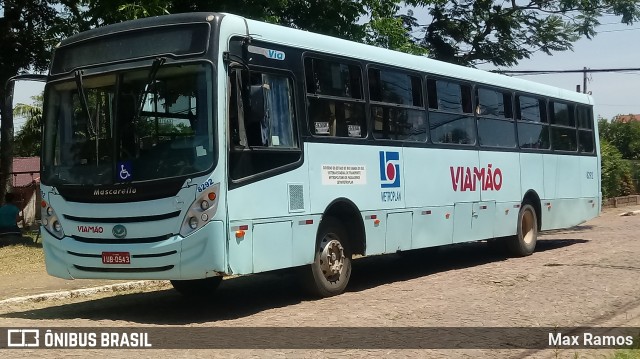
[1,205,639,358]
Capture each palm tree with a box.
[13,95,43,157]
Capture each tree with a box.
[403,0,640,67]
[0,0,86,198]
[600,139,635,198]
[13,95,43,157]
[599,118,640,159]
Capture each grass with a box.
[0,232,45,276]
[612,349,640,359]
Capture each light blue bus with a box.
[39,12,600,297]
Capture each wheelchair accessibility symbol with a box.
[117,161,133,182]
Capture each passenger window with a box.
[305,57,366,138]
[516,96,546,123]
[427,79,472,113]
[518,123,550,149]
[305,58,362,99]
[551,127,577,151]
[430,113,476,145]
[372,107,427,141]
[550,102,574,127]
[369,68,422,107]
[428,78,474,145]
[476,88,512,118]
[576,105,594,153]
[247,73,297,147]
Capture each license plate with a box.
[102,252,131,265]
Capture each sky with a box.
[11,8,640,130]
[479,15,640,121]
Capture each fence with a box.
[602,195,640,208]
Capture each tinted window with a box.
[577,106,593,129]
[477,88,512,118]
[478,119,516,148]
[430,113,476,145]
[428,79,472,113]
[517,96,546,123]
[372,107,427,141]
[308,98,365,138]
[579,130,594,153]
[369,69,422,106]
[305,58,362,99]
[551,127,577,151]
[517,123,550,149]
[551,102,574,127]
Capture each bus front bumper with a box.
[41,221,227,280]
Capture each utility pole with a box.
[583,67,588,94]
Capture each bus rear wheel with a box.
[506,203,538,257]
[170,276,222,297]
[303,216,352,297]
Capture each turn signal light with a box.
[235,230,245,238]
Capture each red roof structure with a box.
[12,157,40,188]
[612,114,640,123]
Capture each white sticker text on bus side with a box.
[321,165,366,185]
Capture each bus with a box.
[38,12,600,298]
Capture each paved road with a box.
[1,206,639,358]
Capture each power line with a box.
[494,67,640,75]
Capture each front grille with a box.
[64,211,181,223]
[67,250,177,258]
[74,265,174,273]
[71,234,173,244]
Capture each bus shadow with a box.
[0,238,587,325]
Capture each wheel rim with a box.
[318,233,345,283]
[521,209,536,245]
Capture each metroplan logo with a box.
[379,151,400,188]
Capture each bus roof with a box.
[57,11,593,106]
[232,13,592,105]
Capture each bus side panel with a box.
[478,151,521,203]
[519,153,545,200]
[580,156,600,221]
[542,154,583,230]
[363,211,386,255]
[411,206,454,249]
[404,148,479,207]
[405,147,478,244]
[307,143,404,213]
[543,155,557,201]
[253,221,293,273]
[385,212,413,252]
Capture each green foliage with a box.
[405,0,640,66]
[599,117,640,159]
[600,139,635,198]
[12,95,43,157]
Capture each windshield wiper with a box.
[135,57,166,120]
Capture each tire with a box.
[303,216,352,297]
[170,276,222,297]
[506,203,538,257]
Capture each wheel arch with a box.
[321,198,365,255]
[522,189,542,231]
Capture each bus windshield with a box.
[42,63,214,186]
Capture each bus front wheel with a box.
[506,203,538,257]
[303,216,352,297]
[170,276,222,297]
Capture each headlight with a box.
[180,181,220,237]
[188,217,198,229]
[41,203,65,239]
